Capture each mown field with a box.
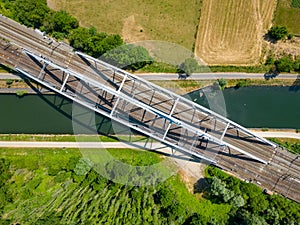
[274,0,300,35]
[47,0,201,51]
[195,0,276,65]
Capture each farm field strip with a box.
[195,0,276,65]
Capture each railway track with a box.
[0,15,299,202]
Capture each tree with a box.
[209,176,227,197]
[180,58,199,76]
[43,10,78,35]
[232,210,268,225]
[232,195,245,208]
[164,202,187,223]
[275,56,294,72]
[184,213,207,225]
[268,26,289,41]
[102,44,153,71]
[217,78,227,90]
[68,27,123,58]
[155,186,174,208]
[13,0,50,28]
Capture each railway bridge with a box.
[0,15,299,202]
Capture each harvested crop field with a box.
[195,0,276,65]
[47,0,202,51]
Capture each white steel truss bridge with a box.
[14,48,277,165]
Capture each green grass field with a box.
[1,146,299,224]
[269,138,300,154]
[49,0,202,51]
[0,134,149,142]
[275,0,300,34]
[0,147,230,224]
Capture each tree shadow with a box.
[263,33,278,44]
[289,74,300,91]
[264,70,279,80]
[194,177,209,194]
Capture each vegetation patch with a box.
[204,166,300,225]
[291,0,300,8]
[15,90,28,97]
[0,147,299,224]
[274,0,300,35]
[0,134,150,142]
[269,137,300,154]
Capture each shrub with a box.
[268,26,289,41]
[235,79,250,88]
[217,78,227,90]
[5,79,13,86]
[16,90,28,97]
[265,55,275,65]
[73,158,93,176]
[275,56,294,72]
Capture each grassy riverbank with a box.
[0,134,150,142]
[269,138,300,154]
[0,77,300,95]
[152,78,300,94]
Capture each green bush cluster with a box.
[267,26,289,41]
[205,166,300,225]
[266,54,300,73]
[291,0,300,8]
[274,56,300,73]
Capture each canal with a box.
[0,86,300,134]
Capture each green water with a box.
[189,86,300,129]
[0,86,300,134]
[0,94,123,134]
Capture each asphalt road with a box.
[136,72,300,80]
[1,72,300,81]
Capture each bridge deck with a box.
[0,14,299,202]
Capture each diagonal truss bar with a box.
[22,49,270,164]
[221,122,230,141]
[75,51,276,148]
[60,73,69,92]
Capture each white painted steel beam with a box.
[22,49,270,164]
[15,66,217,164]
[75,51,276,148]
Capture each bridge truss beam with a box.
[17,48,276,165]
